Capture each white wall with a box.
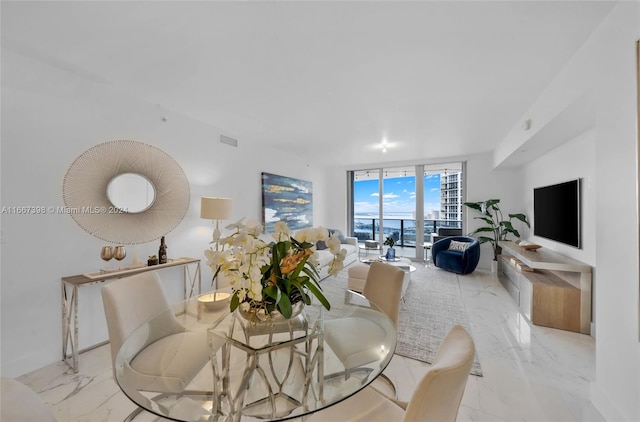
[591,3,640,420]
[492,3,640,419]
[463,153,526,269]
[0,47,331,377]
[521,130,596,266]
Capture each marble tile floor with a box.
[16,268,603,421]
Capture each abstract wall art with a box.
[261,172,313,232]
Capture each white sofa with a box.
[316,236,358,280]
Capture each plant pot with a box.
[491,260,499,273]
[147,258,158,266]
[237,300,305,325]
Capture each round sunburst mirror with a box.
[63,140,190,244]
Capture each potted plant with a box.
[463,199,530,269]
[384,236,396,260]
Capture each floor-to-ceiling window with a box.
[349,162,464,259]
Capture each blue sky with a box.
[354,174,441,217]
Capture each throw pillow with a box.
[316,240,328,250]
[448,240,470,252]
[329,228,347,243]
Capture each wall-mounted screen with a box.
[533,179,581,248]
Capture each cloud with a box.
[370,192,379,197]
[383,193,399,199]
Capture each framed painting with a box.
[261,172,313,232]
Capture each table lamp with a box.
[200,197,234,238]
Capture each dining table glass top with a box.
[114,284,397,422]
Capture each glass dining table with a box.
[114,284,397,422]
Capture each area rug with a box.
[323,262,483,376]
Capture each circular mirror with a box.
[107,173,156,213]
[63,140,190,245]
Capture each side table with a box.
[61,257,201,372]
[423,242,433,266]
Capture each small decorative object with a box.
[158,236,167,264]
[100,246,113,272]
[205,219,347,319]
[113,246,126,269]
[197,292,231,311]
[522,244,542,251]
[384,236,396,260]
[147,255,158,266]
[463,199,530,262]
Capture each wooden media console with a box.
[498,241,592,335]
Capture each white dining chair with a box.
[1,377,57,422]
[101,272,210,419]
[323,261,404,378]
[308,324,475,422]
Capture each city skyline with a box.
[353,174,441,217]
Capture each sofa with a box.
[316,234,358,279]
[432,236,480,275]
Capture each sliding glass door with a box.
[349,162,464,260]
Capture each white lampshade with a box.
[200,197,233,220]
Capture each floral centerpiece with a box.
[205,219,347,320]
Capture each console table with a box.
[61,257,201,372]
[498,241,592,335]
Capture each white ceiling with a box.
[1,1,615,167]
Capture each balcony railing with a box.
[352,218,463,247]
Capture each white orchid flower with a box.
[327,236,341,254]
[273,221,292,242]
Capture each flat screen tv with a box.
[533,179,581,248]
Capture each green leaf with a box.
[263,285,280,300]
[473,226,495,233]
[289,254,309,279]
[463,201,482,212]
[278,294,293,318]
[302,264,320,280]
[476,236,495,244]
[509,213,531,228]
[230,291,241,312]
[305,281,331,310]
[486,199,500,208]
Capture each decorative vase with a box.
[385,246,396,260]
[237,300,305,325]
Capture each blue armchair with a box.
[432,236,480,275]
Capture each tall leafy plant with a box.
[463,199,530,261]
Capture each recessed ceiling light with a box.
[378,138,392,153]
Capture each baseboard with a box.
[591,382,626,421]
